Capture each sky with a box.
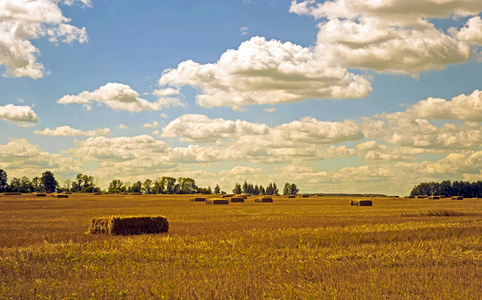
[1,0,482,195]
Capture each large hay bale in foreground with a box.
[189,197,206,202]
[230,197,245,203]
[206,199,229,205]
[52,194,68,198]
[255,196,273,203]
[87,216,169,235]
[34,193,47,197]
[451,196,463,200]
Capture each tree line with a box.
[410,180,482,198]
[0,169,302,196]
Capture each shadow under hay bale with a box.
[255,196,273,203]
[405,196,415,199]
[206,199,229,205]
[451,196,463,200]
[428,196,440,200]
[87,216,169,235]
[189,197,206,202]
[34,193,47,197]
[288,195,296,198]
[52,194,68,198]
[230,197,245,203]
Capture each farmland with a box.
[0,193,481,299]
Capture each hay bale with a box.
[351,200,359,206]
[206,199,229,205]
[222,194,234,198]
[63,191,72,194]
[405,196,415,199]
[302,195,309,198]
[189,197,206,202]
[416,196,426,199]
[451,196,463,200]
[34,193,47,197]
[230,197,245,203]
[52,194,68,198]
[255,196,273,203]
[131,192,142,195]
[358,200,373,206]
[93,192,101,195]
[3,192,21,195]
[87,216,169,235]
[428,196,439,200]
[288,195,296,198]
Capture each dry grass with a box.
[0,194,481,299]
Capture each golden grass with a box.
[0,194,481,299]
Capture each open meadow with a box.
[0,193,481,299]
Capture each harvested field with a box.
[0,193,481,299]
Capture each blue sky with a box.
[1,0,482,195]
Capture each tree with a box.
[63,179,72,192]
[130,181,142,193]
[32,177,42,192]
[143,179,153,194]
[153,179,164,194]
[0,169,7,192]
[178,177,197,194]
[214,184,220,194]
[290,183,299,195]
[272,183,279,195]
[242,181,248,194]
[161,177,176,194]
[233,182,242,194]
[108,179,124,193]
[283,183,291,195]
[41,171,58,192]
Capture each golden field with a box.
[0,193,481,299]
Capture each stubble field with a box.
[0,193,481,299]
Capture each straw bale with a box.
[405,196,415,198]
[230,197,245,203]
[93,192,101,195]
[34,193,47,197]
[428,196,439,200]
[255,196,273,203]
[358,200,372,206]
[451,196,463,200]
[3,192,21,195]
[222,194,234,198]
[131,192,143,195]
[87,216,169,235]
[288,195,296,198]
[416,196,426,199]
[302,195,309,198]
[63,191,72,194]
[52,194,68,198]
[206,198,229,205]
[189,197,206,202]
[351,200,358,206]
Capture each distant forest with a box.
[410,180,482,198]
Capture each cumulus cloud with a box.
[143,121,160,129]
[34,126,110,137]
[0,138,82,177]
[119,124,128,129]
[0,0,89,79]
[159,36,371,109]
[57,83,184,112]
[161,114,270,143]
[0,104,38,125]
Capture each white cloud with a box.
[159,113,168,119]
[57,83,183,112]
[0,104,38,125]
[143,121,160,129]
[34,126,110,137]
[159,36,371,110]
[265,107,276,112]
[0,0,89,79]
[119,124,128,129]
[161,114,269,143]
[240,26,248,35]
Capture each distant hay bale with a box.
[63,191,72,194]
[405,196,415,199]
[122,192,128,195]
[87,216,169,235]
[416,196,426,199]
[222,194,234,198]
[93,192,101,195]
[316,194,324,197]
[52,194,68,198]
[351,200,372,206]
[288,195,296,198]
[206,198,229,205]
[451,196,463,200]
[230,197,245,203]
[391,196,399,198]
[34,193,47,197]
[3,192,21,195]
[302,195,309,198]
[428,196,440,200]
[189,197,206,202]
[131,192,142,195]
[255,196,273,203]
[239,194,249,199]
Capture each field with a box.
[0,194,481,299]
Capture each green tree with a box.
[41,171,58,192]
[153,179,164,194]
[0,169,7,192]
[143,179,153,194]
[272,183,278,195]
[178,177,197,194]
[283,183,290,195]
[108,179,124,193]
[32,177,42,192]
[290,183,299,195]
[130,181,142,193]
[233,182,242,194]
[214,184,220,194]
[161,177,176,194]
